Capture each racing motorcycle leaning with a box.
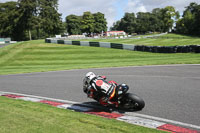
[83,72,145,111]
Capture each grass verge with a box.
[0,40,200,75]
[0,96,165,133]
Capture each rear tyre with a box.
[121,93,145,111]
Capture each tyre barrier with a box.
[45,38,200,53]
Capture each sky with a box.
[1,0,200,28]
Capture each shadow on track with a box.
[77,101,142,114]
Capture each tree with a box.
[176,2,200,35]
[81,11,95,35]
[0,0,64,40]
[110,13,137,34]
[111,7,178,34]
[184,2,200,35]
[66,14,82,35]
[17,0,38,40]
[0,2,20,39]
[176,18,187,34]
[149,13,162,32]
[39,0,64,37]
[152,8,165,32]
[120,13,137,34]
[136,12,152,33]
[93,12,107,34]
[160,6,179,32]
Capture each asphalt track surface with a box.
[0,65,200,126]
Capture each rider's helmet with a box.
[121,84,129,92]
[84,72,96,84]
[83,72,96,93]
[117,84,129,95]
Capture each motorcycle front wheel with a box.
[121,93,145,111]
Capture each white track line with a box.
[117,116,166,129]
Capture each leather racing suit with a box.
[83,76,116,105]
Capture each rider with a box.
[83,72,117,106]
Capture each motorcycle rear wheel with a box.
[121,93,145,111]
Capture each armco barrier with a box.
[89,42,99,47]
[99,42,111,48]
[57,40,64,44]
[72,41,80,45]
[80,41,90,46]
[45,38,200,53]
[111,43,123,49]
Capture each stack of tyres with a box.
[151,46,158,53]
[176,46,183,53]
[144,46,151,52]
[168,46,176,53]
[157,46,165,53]
[189,45,197,52]
[141,45,146,52]
[133,45,139,51]
[181,46,190,53]
[195,45,200,53]
[148,46,153,52]
[190,45,200,53]
[134,45,143,52]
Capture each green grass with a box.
[0,39,200,75]
[161,33,200,38]
[79,33,200,46]
[0,96,165,133]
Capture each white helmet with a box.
[85,72,96,84]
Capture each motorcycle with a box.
[83,76,145,111]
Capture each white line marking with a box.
[0,92,4,96]
[57,104,73,109]
[17,97,42,102]
[117,116,166,129]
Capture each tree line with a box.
[111,6,180,34]
[0,0,64,41]
[0,1,199,41]
[111,2,200,36]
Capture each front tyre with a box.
[121,93,145,111]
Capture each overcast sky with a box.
[1,0,200,28]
